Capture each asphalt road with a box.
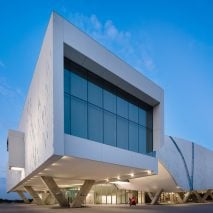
[0,203,213,213]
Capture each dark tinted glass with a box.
[146,110,153,129]
[129,122,139,152]
[139,108,146,127]
[64,94,71,134]
[64,69,70,94]
[129,103,138,123]
[103,89,116,113]
[146,128,153,153]
[71,96,87,138]
[117,97,128,119]
[88,104,103,142]
[88,81,103,107]
[117,116,128,149]
[104,111,116,146]
[71,72,87,100]
[64,58,153,155]
[139,126,146,154]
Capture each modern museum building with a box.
[7,12,213,207]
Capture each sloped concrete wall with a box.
[129,136,213,192]
[158,136,192,190]
[193,144,213,190]
[158,136,213,191]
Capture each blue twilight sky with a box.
[0,0,213,199]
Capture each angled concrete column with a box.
[17,191,30,204]
[24,186,42,205]
[151,189,163,205]
[182,191,202,203]
[41,176,69,208]
[41,192,50,204]
[202,189,212,202]
[193,191,202,203]
[45,192,57,205]
[183,191,191,203]
[176,193,184,204]
[41,192,56,205]
[71,180,95,208]
[210,191,213,200]
[147,192,154,201]
[141,192,146,204]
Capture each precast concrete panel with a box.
[18,14,54,176]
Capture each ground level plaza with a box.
[0,203,213,213]
[57,183,212,205]
[64,184,138,205]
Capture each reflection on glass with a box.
[139,126,146,154]
[117,116,128,149]
[129,122,139,152]
[103,89,116,113]
[64,60,153,155]
[88,81,103,107]
[129,103,138,123]
[117,96,128,119]
[88,104,103,142]
[71,72,87,100]
[104,111,116,146]
[71,96,87,138]
[64,94,70,134]
[139,108,146,127]
[64,69,70,94]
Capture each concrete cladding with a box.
[6,12,213,207]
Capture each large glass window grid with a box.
[64,59,153,154]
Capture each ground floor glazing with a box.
[64,183,144,205]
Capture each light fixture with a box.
[147,170,152,175]
[61,156,70,160]
[58,184,72,188]
[10,167,24,171]
[130,173,134,177]
[110,180,129,185]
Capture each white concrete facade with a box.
[7,12,163,193]
[7,12,213,205]
[129,135,213,193]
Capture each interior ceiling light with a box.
[110,180,129,185]
[61,156,70,160]
[130,173,134,177]
[10,167,24,171]
[147,170,152,175]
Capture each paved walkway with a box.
[0,203,213,213]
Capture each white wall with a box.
[8,12,164,191]
[158,136,213,191]
[7,170,23,193]
[18,14,54,177]
[8,130,25,169]
[129,136,213,192]
[158,136,192,190]
[64,134,158,173]
[193,144,213,190]
[60,12,164,151]
[129,162,178,192]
